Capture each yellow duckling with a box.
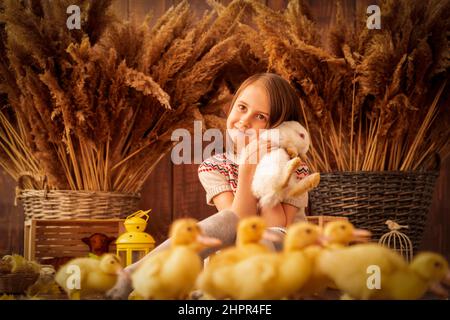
[221,222,323,299]
[322,220,372,248]
[317,243,450,299]
[196,216,279,299]
[296,220,371,298]
[386,252,450,300]
[55,254,123,300]
[131,218,221,300]
[209,216,277,266]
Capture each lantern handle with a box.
[127,209,152,222]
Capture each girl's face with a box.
[226,83,270,147]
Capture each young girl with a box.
[198,73,309,227]
[107,73,310,299]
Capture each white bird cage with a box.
[378,220,413,262]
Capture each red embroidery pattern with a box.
[199,153,310,193]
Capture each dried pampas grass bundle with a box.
[2,0,447,196]
[244,0,449,172]
[0,0,255,192]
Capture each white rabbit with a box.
[251,121,320,208]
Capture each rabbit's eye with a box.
[299,133,305,139]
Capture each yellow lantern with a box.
[116,209,155,266]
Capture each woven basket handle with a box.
[14,172,49,206]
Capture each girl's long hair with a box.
[228,73,303,128]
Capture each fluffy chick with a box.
[196,217,277,299]
[221,222,322,299]
[316,244,450,299]
[55,254,123,299]
[131,219,220,300]
[295,221,371,298]
[323,220,372,248]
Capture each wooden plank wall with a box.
[1,0,448,259]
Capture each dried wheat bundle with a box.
[0,0,255,192]
[91,0,258,192]
[0,108,42,189]
[245,0,449,172]
[347,0,450,172]
[245,0,353,172]
[0,0,116,189]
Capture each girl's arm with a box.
[212,191,234,212]
[230,138,274,218]
[213,139,306,225]
[214,192,301,227]
[211,166,259,218]
[213,138,273,218]
[283,203,306,225]
[259,203,286,227]
[260,202,303,227]
[283,204,297,225]
[213,138,294,224]
[230,163,259,218]
[259,202,299,227]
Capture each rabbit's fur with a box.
[251,121,317,208]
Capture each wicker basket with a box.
[309,171,439,251]
[17,189,141,220]
[0,272,39,294]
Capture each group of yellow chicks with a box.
[53,217,450,300]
